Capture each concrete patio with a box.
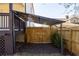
[14,43,70,56]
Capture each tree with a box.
[59,3,79,16]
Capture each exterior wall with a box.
[13,3,25,12]
[70,17,79,24]
[0,4,9,13]
[26,3,34,14]
[0,3,25,13]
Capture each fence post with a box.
[60,24,64,55]
[49,25,52,43]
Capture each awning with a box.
[13,10,65,25]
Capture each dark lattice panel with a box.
[0,36,5,55]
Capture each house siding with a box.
[0,3,25,13]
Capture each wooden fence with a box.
[58,28,79,55]
[26,27,56,43]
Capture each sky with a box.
[34,3,66,18]
[33,3,79,18]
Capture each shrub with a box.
[51,31,63,48]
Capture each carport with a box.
[13,10,66,55]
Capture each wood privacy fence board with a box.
[76,44,79,55]
[72,30,76,42]
[58,30,71,41]
[64,31,71,40]
[72,42,77,54]
[65,40,71,52]
[76,32,79,42]
[71,41,79,55]
[75,31,79,42]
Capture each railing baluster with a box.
[7,16,9,28]
[0,16,1,28]
[4,16,5,28]
[0,16,2,28]
[2,16,3,28]
[3,16,4,28]
[4,16,6,28]
[6,16,7,28]
[5,16,6,28]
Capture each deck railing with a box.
[0,13,9,29]
[0,13,25,31]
